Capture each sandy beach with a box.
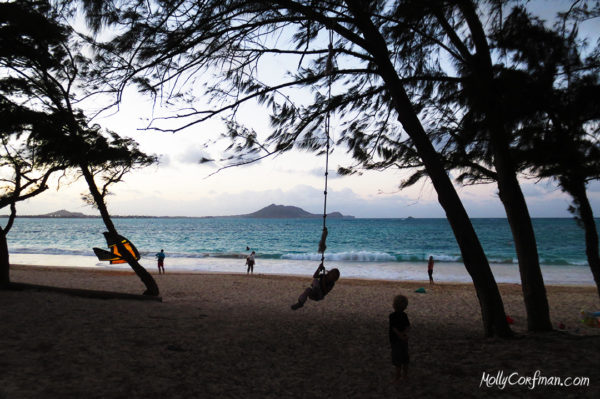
[1,265,599,398]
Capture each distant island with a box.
[3,205,355,219]
[6,209,96,218]
[38,210,93,218]
[231,204,354,219]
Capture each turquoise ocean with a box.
[3,217,597,285]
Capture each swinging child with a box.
[290,32,340,311]
[291,263,340,310]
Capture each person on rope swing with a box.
[291,263,340,310]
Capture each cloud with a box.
[210,185,442,218]
[178,146,215,165]
[102,178,583,218]
[157,153,171,166]
[14,155,599,219]
[519,180,565,198]
[18,182,590,218]
[87,184,426,218]
[306,167,344,179]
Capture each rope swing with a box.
[289,30,341,311]
[317,30,335,266]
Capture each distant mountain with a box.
[36,209,93,218]
[4,205,354,219]
[236,204,354,219]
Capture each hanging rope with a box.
[318,30,335,264]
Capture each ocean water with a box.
[3,217,597,285]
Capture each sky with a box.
[12,1,600,218]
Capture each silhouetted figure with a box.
[246,251,255,274]
[389,294,410,382]
[155,249,166,274]
[291,264,340,310]
[427,256,434,284]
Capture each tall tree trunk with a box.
[459,0,552,332]
[402,108,511,337]
[570,180,600,299]
[0,228,9,288]
[79,165,159,296]
[0,202,17,289]
[493,147,552,331]
[346,0,511,337]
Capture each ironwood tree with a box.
[0,0,159,295]
[0,139,61,287]
[337,1,557,331]
[363,3,599,302]
[396,5,600,300]
[500,7,600,299]
[0,1,69,287]
[456,1,557,331]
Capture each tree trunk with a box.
[0,228,9,288]
[570,180,600,300]
[458,0,552,332]
[493,149,552,331]
[79,165,160,296]
[346,0,511,337]
[0,204,16,289]
[394,94,511,337]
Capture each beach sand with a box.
[1,265,599,398]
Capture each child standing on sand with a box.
[389,294,410,382]
[291,264,340,310]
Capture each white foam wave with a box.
[425,254,462,262]
[282,251,397,262]
[9,253,596,285]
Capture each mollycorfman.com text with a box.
[480,370,590,390]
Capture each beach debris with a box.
[166,344,186,352]
[580,310,600,328]
[414,287,426,294]
[506,315,514,324]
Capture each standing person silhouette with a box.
[155,249,166,274]
[427,256,434,284]
[246,251,256,274]
[390,294,410,382]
